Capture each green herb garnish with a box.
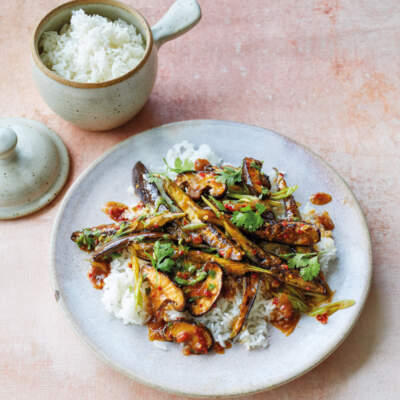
[231,203,266,231]
[76,228,100,251]
[216,166,242,187]
[280,252,321,281]
[174,270,207,286]
[163,157,194,174]
[146,240,175,273]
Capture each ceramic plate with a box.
[51,120,372,397]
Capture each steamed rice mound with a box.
[39,9,145,83]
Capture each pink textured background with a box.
[1,0,399,399]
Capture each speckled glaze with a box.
[0,118,69,219]
[31,0,201,131]
[51,120,372,397]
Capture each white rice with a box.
[100,142,337,351]
[39,9,145,83]
[102,253,150,325]
[162,141,221,179]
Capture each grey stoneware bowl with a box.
[32,0,201,131]
[51,120,372,397]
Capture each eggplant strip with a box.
[254,221,320,246]
[132,161,169,211]
[71,211,184,253]
[242,157,271,195]
[230,273,260,338]
[92,232,172,261]
[276,172,301,221]
[71,223,120,251]
[163,178,244,261]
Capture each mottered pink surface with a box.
[0,0,399,399]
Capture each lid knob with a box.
[0,127,17,160]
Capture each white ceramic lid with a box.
[0,118,69,219]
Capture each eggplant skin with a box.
[254,221,320,246]
[230,273,260,338]
[92,232,169,261]
[163,321,213,355]
[242,157,271,195]
[200,224,245,261]
[276,171,301,221]
[132,161,168,210]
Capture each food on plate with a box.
[71,141,354,355]
[39,9,145,83]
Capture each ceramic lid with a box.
[0,118,69,219]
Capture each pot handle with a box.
[151,0,201,48]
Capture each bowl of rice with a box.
[31,0,201,131]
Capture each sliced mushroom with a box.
[242,157,271,195]
[163,321,213,355]
[142,265,186,312]
[230,273,260,338]
[185,263,223,316]
[175,171,226,200]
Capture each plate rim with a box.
[50,119,372,398]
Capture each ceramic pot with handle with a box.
[32,0,201,131]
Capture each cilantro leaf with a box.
[280,252,321,281]
[148,240,176,273]
[231,204,265,231]
[163,157,194,174]
[215,166,242,187]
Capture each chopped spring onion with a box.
[308,300,355,317]
[182,222,207,231]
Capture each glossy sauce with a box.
[316,211,335,230]
[310,192,332,206]
[88,261,110,289]
[269,293,300,335]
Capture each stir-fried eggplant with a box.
[71,154,352,355]
[163,321,213,355]
[230,273,260,338]
[163,178,244,260]
[254,221,320,246]
[72,212,185,253]
[92,232,171,261]
[276,171,301,221]
[71,223,120,251]
[242,157,271,195]
[132,161,169,211]
[162,177,219,225]
[176,171,226,200]
[142,265,186,311]
[185,263,223,316]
